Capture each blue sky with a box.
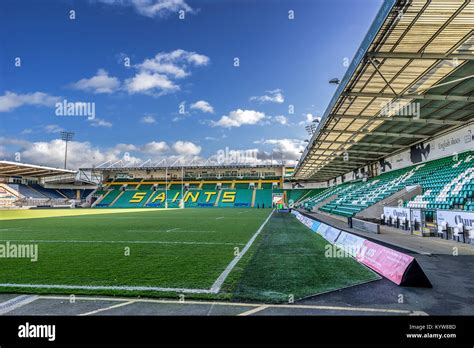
[0,0,382,168]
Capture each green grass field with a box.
[0,208,378,302]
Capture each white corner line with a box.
[209,209,275,293]
[0,283,213,294]
[0,295,39,315]
[238,305,269,316]
[79,300,136,316]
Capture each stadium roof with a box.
[0,161,76,177]
[295,0,474,180]
[81,158,286,171]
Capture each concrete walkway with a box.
[305,210,474,256]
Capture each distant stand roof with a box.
[0,161,76,178]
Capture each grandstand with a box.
[298,150,474,218]
[83,164,285,209]
[291,0,474,241]
[0,161,96,208]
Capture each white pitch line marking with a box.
[0,239,244,246]
[0,228,33,232]
[0,283,213,294]
[0,295,39,315]
[36,295,423,315]
[166,228,180,232]
[210,209,274,293]
[126,230,217,233]
[79,300,136,316]
[215,217,225,220]
[238,305,269,316]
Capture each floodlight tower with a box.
[61,131,75,169]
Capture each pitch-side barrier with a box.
[291,210,431,287]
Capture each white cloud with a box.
[20,139,126,169]
[97,0,194,18]
[44,124,64,134]
[258,138,305,163]
[141,115,157,124]
[250,89,284,104]
[137,50,209,74]
[299,113,321,125]
[1,137,206,169]
[172,140,201,156]
[124,71,179,95]
[190,100,214,113]
[89,118,113,128]
[114,143,138,152]
[72,49,209,97]
[141,141,169,154]
[212,109,266,128]
[274,115,288,125]
[124,49,209,95]
[71,69,120,94]
[0,91,60,112]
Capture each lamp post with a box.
[61,131,74,169]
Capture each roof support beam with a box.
[307,168,347,174]
[344,149,391,156]
[343,92,473,103]
[310,163,358,170]
[311,171,347,177]
[0,168,50,175]
[308,154,378,161]
[367,52,474,61]
[321,130,426,139]
[330,114,464,125]
[368,57,398,95]
[314,140,405,148]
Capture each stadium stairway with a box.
[293,188,326,206]
[303,183,357,212]
[94,190,121,207]
[254,189,272,208]
[1,183,21,199]
[8,184,46,199]
[110,190,153,208]
[286,189,310,204]
[214,190,223,207]
[318,150,474,218]
[108,191,124,207]
[319,166,421,217]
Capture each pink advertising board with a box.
[356,239,414,285]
